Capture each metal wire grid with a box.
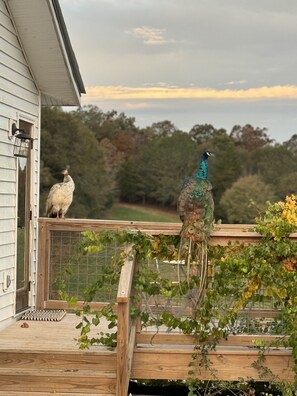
[48,231,119,302]
[139,258,286,335]
[47,232,286,335]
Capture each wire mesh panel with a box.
[40,220,287,337]
[48,230,120,303]
[139,259,191,316]
[138,258,286,335]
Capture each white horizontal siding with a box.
[8,0,81,105]
[0,76,39,106]
[0,255,14,271]
[0,243,14,258]
[0,35,27,65]
[0,166,15,181]
[0,183,15,196]
[0,218,15,232]
[1,51,37,83]
[0,230,15,244]
[0,291,14,310]
[0,0,7,13]
[0,152,15,168]
[0,63,37,94]
[0,303,15,331]
[0,0,40,328]
[0,141,13,158]
[0,205,15,218]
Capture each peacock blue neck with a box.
[195,157,208,180]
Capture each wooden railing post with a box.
[36,218,50,309]
[116,301,129,396]
[116,245,135,396]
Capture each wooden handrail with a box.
[116,245,135,396]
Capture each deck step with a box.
[0,350,117,371]
[0,368,116,394]
[1,393,115,396]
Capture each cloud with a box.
[224,80,247,86]
[125,26,175,45]
[83,85,297,101]
[124,102,153,109]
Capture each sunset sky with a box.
[60,0,297,143]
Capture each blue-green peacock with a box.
[177,150,214,310]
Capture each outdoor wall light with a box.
[11,123,33,158]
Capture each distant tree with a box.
[139,126,158,141]
[274,172,297,201]
[150,120,178,137]
[220,175,275,224]
[40,105,297,222]
[40,107,113,218]
[74,105,106,134]
[119,131,198,207]
[230,124,273,151]
[118,148,153,204]
[249,145,297,186]
[75,105,150,158]
[149,132,199,206]
[205,131,242,219]
[189,124,226,144]
[283,134,297,156]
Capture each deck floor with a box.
[0,313,112,353]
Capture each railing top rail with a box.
[38,217,297,245]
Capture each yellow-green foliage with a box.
[67,196,297,395]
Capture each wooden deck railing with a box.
[37,218,297,390]
[37,218,267,310]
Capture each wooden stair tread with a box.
[0,367,116,377]
[0,371,116,393]
[0,393,115,396]
[0,347,116,355]
[0,350,117,372]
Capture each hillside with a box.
[105,203,180,223]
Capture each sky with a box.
[60,0,297,143]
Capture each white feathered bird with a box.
[46,167,75,219]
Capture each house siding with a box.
[0,0,40,330]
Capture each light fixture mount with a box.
[11,123,33,158]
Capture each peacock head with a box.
[201,151,213,160]
[196,151,214,179]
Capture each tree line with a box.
[40,105,297,223]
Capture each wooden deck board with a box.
[0,313,114,353]
[0,314,117,395]
[131,347,294,381]
[0,373,116,393]
[2,393,114,396]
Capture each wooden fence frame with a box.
[36,218,297,393]
[37,218,265,310]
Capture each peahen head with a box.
[195,151,213,179]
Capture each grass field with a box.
[105,202,180,223]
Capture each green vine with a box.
[61,195,297,395]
